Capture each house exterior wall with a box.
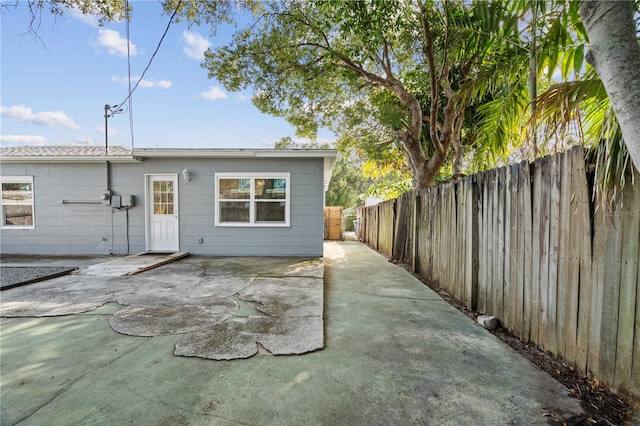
[0,157,326,257]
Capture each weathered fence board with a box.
[547,154,561,356]
[633,257,640,397]
[357,146,640,403]
[504,166,513,331]
[494,167,505,324]
[530,158,543,344]
[614,180,640,395]
[378,200,395,257]
[599,201,624,387]
[555,150,578,363]
[562,150,580,366]
[517,163,529,335]
[393,193,412,264]
[573,147,594,375]
[476,173,485,313]
[508,164,520,335]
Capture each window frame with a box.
[215,172,291,227]
[1,176,35,229]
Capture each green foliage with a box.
[361,179,413,202]
[273,136,331,149]
[531,63,635,205]
[17,0,635,197]
[161,0,250,32]
[2,0,128,28]
[203,0,538,188]
[3,0,257,34]
[271,137,368,208]
[343,214,357,232]
[325,154,371,208]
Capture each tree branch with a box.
[418,0,444,154]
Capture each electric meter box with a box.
[121,195,135,207]
[110,195,121,208]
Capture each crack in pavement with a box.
[123,385,257,426]
[13,337,148,425]
[2,259,324,361]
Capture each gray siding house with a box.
[0,146,337,257]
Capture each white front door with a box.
[146,174,179,252]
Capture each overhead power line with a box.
[125,0,133,150]
[110,0,183,150]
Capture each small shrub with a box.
[344,215,357,232]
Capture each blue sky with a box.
[1,2,333,149]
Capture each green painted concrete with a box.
[1,241,582,425]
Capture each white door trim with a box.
[145,174,179,253]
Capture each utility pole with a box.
[104,104,111,155]
[104,104,112,194]
[103,103,125,193]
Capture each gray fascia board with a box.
[132,148,338,159]
[0,149,338,163]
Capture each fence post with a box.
[376,204,380,250]
[471,174,480,311]
[412,191,420,272]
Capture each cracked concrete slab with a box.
[0,242,589,425]
[0,256,325,360]
[175,315,324,360]
[0,276,121,317]
[177,256,325,279]
[0,304,145,425]
[239,277,324,316]
[109,296,239,337]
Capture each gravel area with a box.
[0,267,77,290]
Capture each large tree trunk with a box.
[580,0,640,172]
[411,146,449,189]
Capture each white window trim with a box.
[215,172,290,227]
[1,176,35,229]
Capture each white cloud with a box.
[68,7,99,27]
[138,79,172,89]
[235,93,249,101]
[182,31,211,61]
[200,86,228,101]
[111,76,172,89]
[93,29,137,57]
[1,105,80,130]
[0,135,48,146]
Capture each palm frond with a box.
[531,71,634,206]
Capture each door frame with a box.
[144,173,180,253]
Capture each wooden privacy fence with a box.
[324,206,343,240]
[357,146,640,402]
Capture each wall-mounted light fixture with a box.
[182,168,191,183]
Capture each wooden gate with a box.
[324,207,343,240]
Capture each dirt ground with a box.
[399,264,637,426]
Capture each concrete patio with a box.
[0,241,583,425]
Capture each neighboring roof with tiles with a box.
[0,145,138,163]
[0,145,132,157]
